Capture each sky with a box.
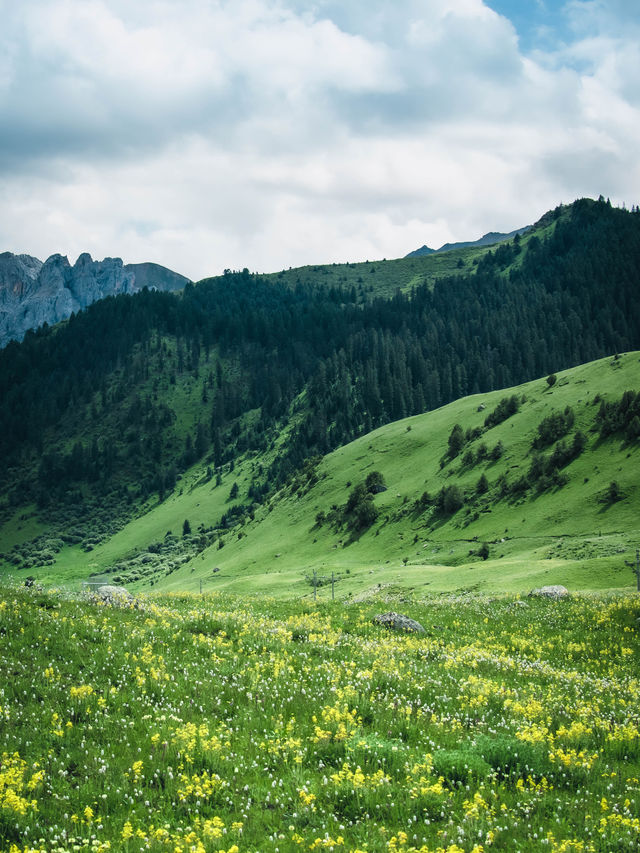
[1,0,639,280]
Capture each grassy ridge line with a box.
[215,203,561,302]
[256,247,485,302]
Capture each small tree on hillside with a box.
[354,495,378,530]
[490,440,504,461]
[447,424,464,458]
[606,481,622,504]
[365,470,387,494]
[345,481,379,531]
[437,484,464,515]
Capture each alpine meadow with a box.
[1,196,640,853]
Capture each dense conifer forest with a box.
[0,198,639,536]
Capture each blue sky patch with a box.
[485,0,574,51]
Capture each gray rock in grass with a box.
[88,585,139,608]
[373,611,426,633]
[528,585,569,599]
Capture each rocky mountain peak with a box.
[0,251,190,347]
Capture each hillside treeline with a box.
[0,197,638,515]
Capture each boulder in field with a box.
[529,585,569,599]
[373,611,426,633]
[87,585,138,608]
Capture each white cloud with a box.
[0,0,639,278]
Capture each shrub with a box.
[605,481,622,503]
[432,749,491,785]
[497,473,509,497]
[461,449,475,467]
[447,423,465,458]
[510,475,529,496]
[354,495,378,530]
[532,407,575,449]
[365,470,387,494]
[437,484,464,515]
[345,481,379,530]
[475,735,551,780]
[345,482,368,514]
[596,390,640,440]
[572,430,587,455]
[628,415,640,441]
[484,395,520,429]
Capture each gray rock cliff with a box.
[0,251,190,347]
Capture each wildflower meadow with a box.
[0,584,638,853]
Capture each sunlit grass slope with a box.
[6,353,638,597]
[1,584,639,853]
[152,353,639,598]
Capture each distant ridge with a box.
[0,252,190,347]
[406,225,530,257]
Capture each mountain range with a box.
[406,225,531,257]
[0,251,190,348]
[0,223,539,348]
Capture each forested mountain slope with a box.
[0,197,638,586]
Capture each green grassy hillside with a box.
[8,352,636,598]
[154,353,639,598]
[256,242,494,302]
[221,203,561,302]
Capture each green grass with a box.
[1,584,639,852]
[151,352,640,598]
[2,353,638,598]
[242,202,561,303]
[247,243,500,302]
[0,506,45,551]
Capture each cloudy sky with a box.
[1,0,639,280]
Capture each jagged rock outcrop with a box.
[0,251,190,347]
